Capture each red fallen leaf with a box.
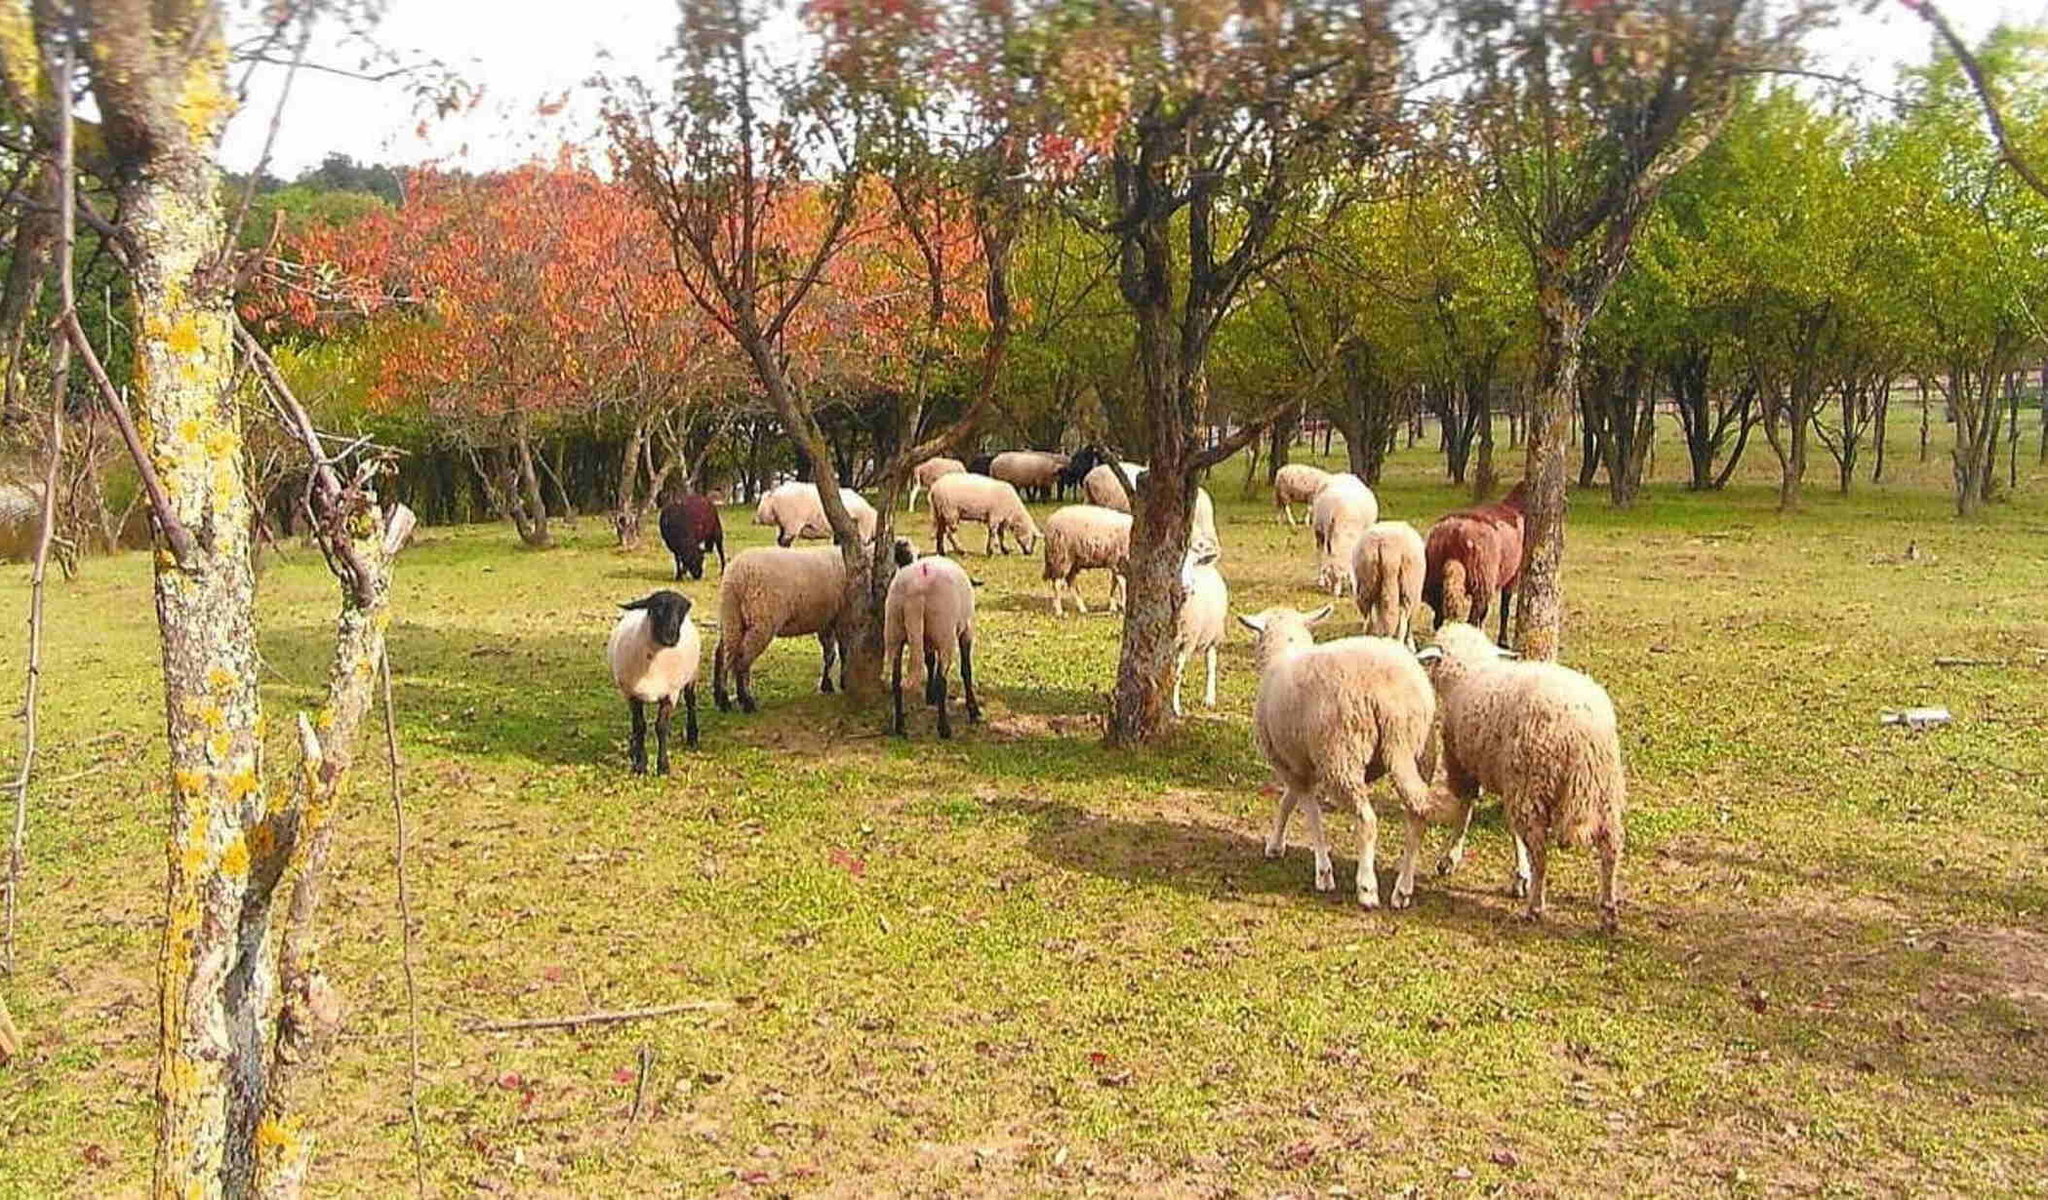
[1086,1051,1109,1068]
[790,1165,820,1179]
[613,1067,636,1084]
[542,966,566,983]
[1491,1148,1520,1168]
[739,1169,773,1185]
[1258,782,1282,798]
[497,1072,525,1090]
[80,1144,113,1169]
[1280,1140,1317,1168]
[829,847,867,878]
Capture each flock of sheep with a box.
[605,452,1627,930]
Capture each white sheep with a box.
[1081,461,1147,511]
[907,456,966,511]
[1272,463,1332,526]
[1419,622,1626,931]
[607,590,702,773]
[1041,504,1132,616]
[928,473,1041,557]
[753,481,878,546]
[1172,546,1227,716]
[1310,474,1379,596]
[990,450,1070,501]
[884,553,981,738]
[713,545,851,712]
[1236,605,1445,909]
[1351,520,1425,646]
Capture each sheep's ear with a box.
[673,594,693,617]
[1236,613,1266,634]
[970,577,985,588]
[620,596,651,611]
[1305,604,1334,625]
[1415,646,1444,664]
[1195,549,1219,568]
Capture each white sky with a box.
[220,0,2047,179]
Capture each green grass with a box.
[2,415,2046,1197]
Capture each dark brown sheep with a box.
[659,495,726,581]
[1422,481,1528,643]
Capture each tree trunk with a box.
[511,422,552,547]
[613,418,647,547]
[1108,460,1192,747]
[1919,383,1930,463]
[1872,386,1889,483]
[1515,285,1584,663]
[1472,385,1497,500]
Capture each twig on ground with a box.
[462,1001,731,1034]
[1933,657,2004,668]
[626,1043,655,1132]
[383,649,428,1199]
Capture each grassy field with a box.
[2,417,2046,1197]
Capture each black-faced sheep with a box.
[928,473,1040,556]
[754,481,878,546]
[659,495,726,581]
[608,590,701,772]
[1272,463,1332,527]
[1351,520,1425,646]
[1419,621,1625,931]
[884,553,981,738]
[713,545,850,713]
[1237,605,1444,910]
[1041,504,1132,616]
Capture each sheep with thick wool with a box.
[713,545,853,712]
[1041,504,1132,616]
[907,456,966,511]
[928,473,1041,557]
[1172,546,1228,715]
[990,450,1070,501]
[1419,621,1626,931]
[608,590,702,773]
[1081,461,1148,511]
[754,481,878,546]
[1272,463,1332,526]
[1310,474,1378,596]
[885,553,982,738]
[1237,605,1444,909]
[1352,520,1425,645]
[1423,481,1526,643]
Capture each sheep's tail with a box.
[900,585,929,693]
[1552,734,1626,850]
[1441,559,1471,624]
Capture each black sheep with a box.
[659,495,726,581]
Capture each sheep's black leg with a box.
[673,555,684,582]
[838,637,848,693]
[1498,584,1514,645]
[924,647,943,705]
[819,633,837,694]
[715,535,727,573]
[891,645,907,737]
[934,665,953,740]
[960,634,981,723]
[655,697,673,775]
[628,700,648,774]
[713,636,732,711]
[683,684,700,749]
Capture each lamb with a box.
[1272,463,1333,526]
[658,494,726,581]
[990,450,1070,502]
[1041,504,1132,616]
[1172,546,1228,716]
[1081,461,1147,511]
[607,590,702,773]
[1423,481,1527,644]
[1418,621,1625,931]
[1351,520,1425,646]
[884,553,982,738]
[1309,474,1379,596]
[907,456,966,511]
[753,481,878,547]
[928,472,1041,557]
[1236,605,1444,909]
[713,545,853,712]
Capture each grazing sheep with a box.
[1272,463,1333,526]
[608,590,702,773]
[907,456,966,511]
[658,495,726,581]
[753,481,878,546]
[1041,504,1132,616]
[928,472,1041,557]
[1310,474,1379,596]
[713,545,851,712]
[1056,445,1112,500]
[1081,461,1147,511]
[1236,605,1443,909]
[990,450,1071,502]
[1172,546,1228,716]
[1351,520,1425,646]
[884,553,982,738]
[1423,481,1527,643]
[1419,621,1625,931]
[966,452,996,477]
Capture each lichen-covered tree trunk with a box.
[613,418,647,547]
[1515,283,1586,663]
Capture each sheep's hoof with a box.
[1436,848,1465,877]
[1508,877,1530,900]
[1600,906,1620,935]
[656,760,671,777]
[1516,906,1545,924]
[1314,868,1335,892]
[630,760,647,776]
[1263,841,1284,860]
[713,694,731,713]
[1390,885,1414,910]
[739,696,758,714]
[1357,888,1380,910]
[819,678,836,695]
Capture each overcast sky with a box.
[220,1,2046,179]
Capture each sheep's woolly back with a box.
[754,482,879,542]
[929,473,1039,543]
[1428,622,1624,850]
[884,555,976,689]
[1273,463,1333,506]
[1352,520,1425,638]
[719,546,848,642]
[608,610,702,704]
[1176,558,1229,656]
[913,456,967,488]
[991,451,1069,490]
[1246,619,1436,796]
[1081,462,1147,511]
[1422,489,1527,623]
[1310,475,1379,590]
[1042,505,1133,579]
